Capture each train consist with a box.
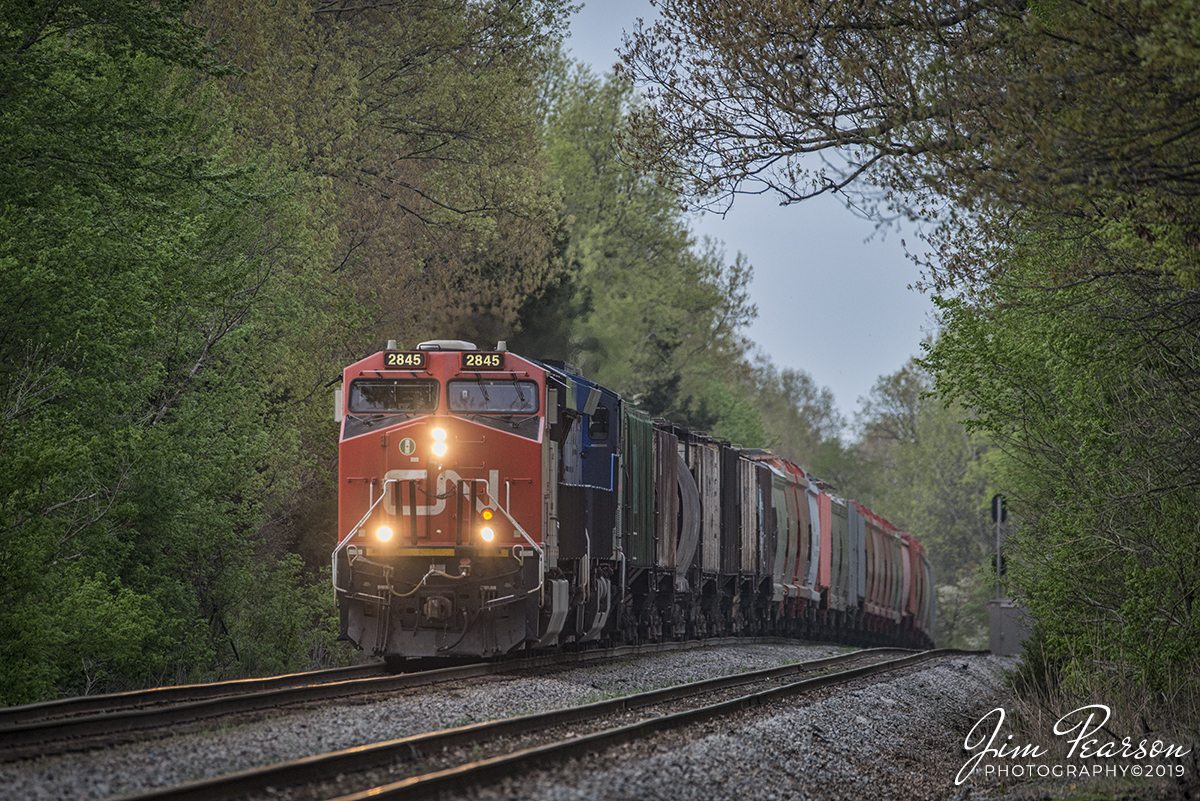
[333,340,935,662]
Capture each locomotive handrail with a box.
[331,479,399,592]
[477,482,544,608]
[333,477,546,608]
[479,481,542,557]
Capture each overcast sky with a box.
[563,1,936,424]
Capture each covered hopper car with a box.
[332,340,935,662]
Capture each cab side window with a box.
[588,405,609,440]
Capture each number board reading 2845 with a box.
[383,352,426,369]
[462,352,504,370]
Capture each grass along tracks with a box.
[106,647,982,801]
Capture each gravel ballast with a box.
[469,654,1017,801]
[1,642,851,800]
[9,644,1182,801]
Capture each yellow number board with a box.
[461,352,504,370]
[383,351,426,369]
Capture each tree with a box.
[925,237,1200,677]
[743,355,843,467]
[856,361,927,450]
[620,0,1200,290]
[0,0,350,702]
[515,60,762,439]
[190,0,572,352]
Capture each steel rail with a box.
[0,663,386,730]
[0,662,492,761]
[0,636,824,761]
[332,648,982,801]
[108,648,981,801]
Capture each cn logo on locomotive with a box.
[381,468,501,516]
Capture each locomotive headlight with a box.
[376,525,393,542]
[480,526,495,542]
[431,427,448,457]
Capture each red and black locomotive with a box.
[333,340,935,664]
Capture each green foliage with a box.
[0,571,165,702]
[1,0,215,71]
[926,231,1200,682]
[699,381,766,448]
[192,0,571,351]
[209,557,345,678]
[744,357,844,469]
[517,58,762,440]
[933,570,992,651]
[0,0,354,703]
[622,0,1200,290]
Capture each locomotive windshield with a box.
[448,379,539,414]
[348,378,439,414]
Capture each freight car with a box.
[332,340,935,662]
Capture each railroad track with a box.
[0,663,388,731]
[0,662,404,761]
[106,647,980,801]
[0,636,813,762]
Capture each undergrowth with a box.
[999,628,1200,799]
